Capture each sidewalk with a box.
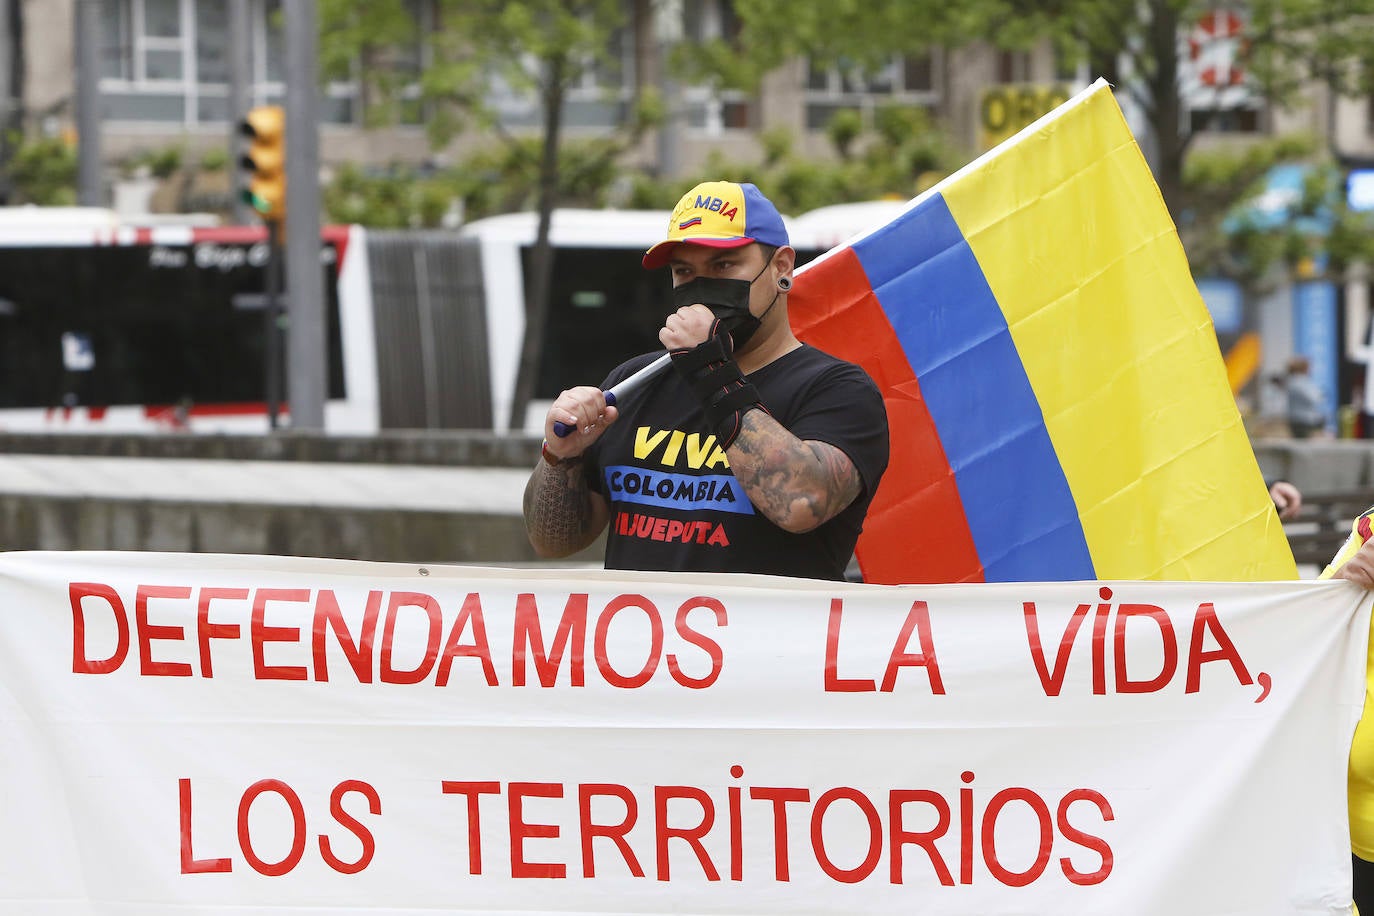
[0,454,529,513]
[0,451,604,566]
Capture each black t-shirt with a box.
[585,344,889,580]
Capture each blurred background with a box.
[2,0,1374,570]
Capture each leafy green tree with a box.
[6,134,77,205]
[690,0,1374,224]
[321,136,628,228]
[1012,0,1374,220]
[625,103,960,216]
[320,0,661,429]
[1177,132,1320,283]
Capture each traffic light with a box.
[238,105,286,222]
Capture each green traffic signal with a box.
[238,106,286,222]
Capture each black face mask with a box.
[670,260,776,350]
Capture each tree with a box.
[319,0,660,430]
[6,133,77,205]
[623,104,961,214]
[691,0,1374,223]
[1012,0,1374,220]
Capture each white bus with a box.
[0,202,901,435]
[0,211,375,434]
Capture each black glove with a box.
[669,320,768,449]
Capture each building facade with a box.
[20,0,1089,197]
[18,0,1374,434]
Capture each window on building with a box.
[99,0,358,126]
[996,50,1032,83]
[390,0,429,125]
[804,53,940,131]
[1189,106,1263,133]
[680,0,754,133]
[480,3,638,131]
[563,7,638,130]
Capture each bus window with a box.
[531,244,829,397]
[0,240,346,412]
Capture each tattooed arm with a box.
[524,383,616,558]
[727,409,864,533]
[523,456,610,557]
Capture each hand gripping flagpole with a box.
[551,352,672,437]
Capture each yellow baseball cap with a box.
[642,180,789,270]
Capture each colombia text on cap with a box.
[642,180,789,269]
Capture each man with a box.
[1285,355,1328,439]
[523,180,889,580]
[1269,480,1302,520]
[1322,513,1374,914]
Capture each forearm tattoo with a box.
[523,459,599,555]
[729,410,863,531]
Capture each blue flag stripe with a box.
[850,193,1096,581]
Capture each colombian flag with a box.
[791,79,1296,585]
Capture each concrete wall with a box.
[0,431,608,566]
[1254,439,1374,495]
[0,432,1366,569]
[0,430,543,466]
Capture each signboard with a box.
[977,84,1072,152]
[1294,280,1340,434]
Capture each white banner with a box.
[0,551,1367,915]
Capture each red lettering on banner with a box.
[435,772,1114,887]
[179,778,232,874]
[319,780,382,874]
[728,766,744,882]
[826,598,945,694]
[824,598,875,692]
[579,783,644,878]
[137,584,193,677]
[654,785,720,881]
[594,595,663,688]
[980,788,1053,886]
[197,587,247,678]
[238,779,308,876]
[889,789,954,886]
[180,777,382,876]
[1023,598,1092,696]
[72,583,726,690]
[70,581,129,674]
[435,592,498,686]
[1024,588,1265,699]
[513,593,588,687]
[880,600,945,693]
[380,591,443,684]
[748,785,810,881]
[509,782,566,879]
[1091,592,1112,695]
[312,589,380,682]
[1115,604,1177,693]
[667,597,726,689]
[1057,788,1115,884]
[959,771,975,884]
[441,780,501,874]
[251,589,309,681]
[1186,602,1252,693]
[811,787,883,883]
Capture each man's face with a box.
[667,243,773,318]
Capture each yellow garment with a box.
[1321,511,1374,861]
